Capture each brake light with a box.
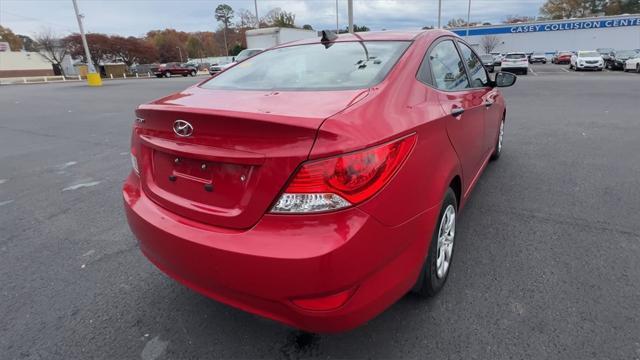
[270,134,416,213]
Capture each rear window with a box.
[505,53,526,59]
[480,54,494,62]
[200,41,410,91]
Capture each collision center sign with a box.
[452,16,640,36]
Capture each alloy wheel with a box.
[436,205,456,279]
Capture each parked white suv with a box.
[623,53,640,73]
[570,51,604,71]
[500,52,529,75]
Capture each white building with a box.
[451,14,640,54]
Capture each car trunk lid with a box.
[133,86,368,229]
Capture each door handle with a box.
[451,107,465,117]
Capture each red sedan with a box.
[123,29,516,333]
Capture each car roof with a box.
[275,29,454,48]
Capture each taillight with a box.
[270,134,416,214]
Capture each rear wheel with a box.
[412,189,457,297]
[190,70,197,76]
[165,72,171,78]
[636,64,640,73]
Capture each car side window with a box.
[457,42,489,88]
[428,40,470,91]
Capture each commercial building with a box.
[450,14,640,54]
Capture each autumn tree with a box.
[604,0,640,15]
[540,0,608,19]
[186,36,204,58]
[0,25,23,50]
[65,33,114,70]
[34,29,69,75]
[147,29,189,62]
[481,35,501,54]
[110,36,158,66]
[215,4,234,56]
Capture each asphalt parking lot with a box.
[1,65,639,359]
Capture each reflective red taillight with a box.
[271,134,416,213]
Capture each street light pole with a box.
[347,0,353,34]
[71,0,101,86]
[437,0,442,29]
[254,0,259,28]
[336,0,339,33]
[177,46,183,63]
[466,0,471,39]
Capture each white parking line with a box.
[529,68,539,76]
[561,68,570,73]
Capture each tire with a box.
[523,69,528,75]
[182,73,188,77]
[156,75,163,78]
[190,70,196,76]
[165,72,171,78]
[412,188,457,297]
[636,64,640,73]
[569,64,573,70]
[542,60,547,64]
[491,118,504,161]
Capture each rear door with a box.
[425,39,486,188]
[455,41,500,156]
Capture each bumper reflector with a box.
[291,287,357,311]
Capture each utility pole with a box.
[437,0,442,29]
[176,46,183,63]
[72,0,101,86]
[254,0,259,28]
[347,0,353,34]
[336,0,339,33]
[466,0,471,39]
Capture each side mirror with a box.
[494,71,517,87]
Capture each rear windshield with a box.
[505,53,526,59]
[480,54,494,61]
[200,41,410,91]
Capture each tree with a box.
[338,24,370,33]
[215,4,234,56]
[539,0,607,19]
[302,24,314,30]
[481,35,501,54]
[0,25,23,50]
[34,29,68,75]
[65,33,114,70]
[605,0,640,15]
[110,36,158,66]
[447,18,468,28]
[237,9,257,29]
[186,36,203,58]
[146,29,189,62]
[18,35,37,51]
[503,15,537,23]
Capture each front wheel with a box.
[165,72,171,78]
[190,70,197,76]
[412,189,457,297]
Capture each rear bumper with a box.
[123,174,439,333]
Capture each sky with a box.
[1,0,546,38]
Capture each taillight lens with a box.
[271,134,416,213]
